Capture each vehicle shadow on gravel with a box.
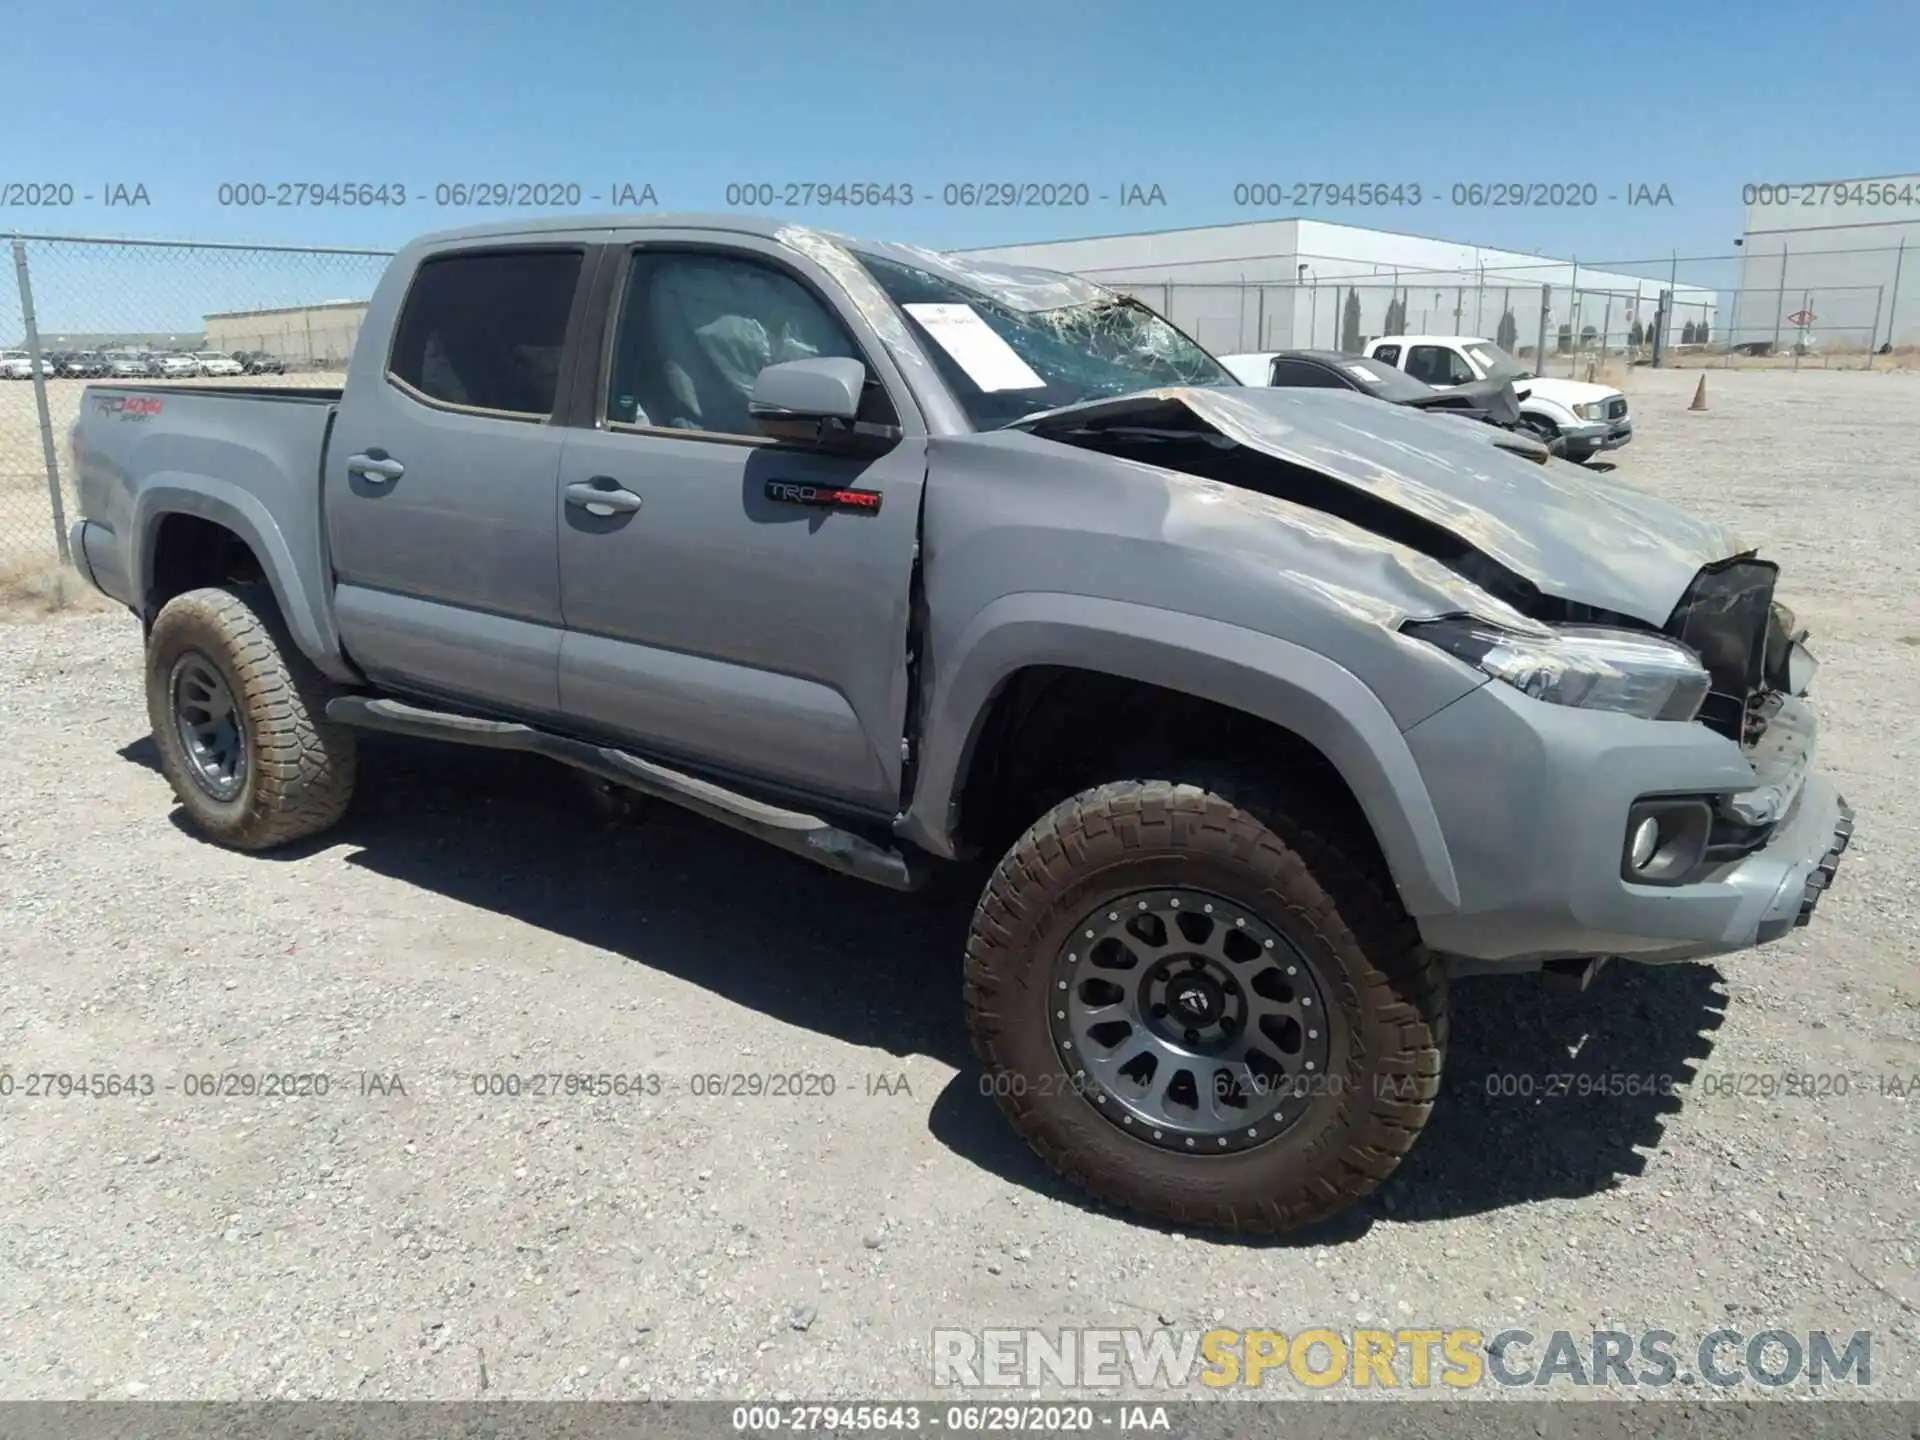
[127,732,987,1065]
[125,732,1731,1240]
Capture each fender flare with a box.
[901,592,1461,916]
[132,474,352,682]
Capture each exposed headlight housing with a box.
[1402,617,1712,721]
[1575,400,1606,420]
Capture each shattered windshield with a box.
[853,249,1234,430]
[1463,341,1534,382]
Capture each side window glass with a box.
[1405,345,1448,384]
[607,252,888,435]
[388,249,582,417]
[1373,344,1400,367]
[1271,359,1339,388]
[1446,349,1478,384]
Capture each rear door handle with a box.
[346,451,404,483]
[565,478,643,516]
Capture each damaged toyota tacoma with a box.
[67,216,1853,1234]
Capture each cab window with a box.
[388,248,583,417]
[1406,344,1476,386]
[604,249,895,435]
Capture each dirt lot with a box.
[1,365,1918,1405]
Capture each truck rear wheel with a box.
[145,584,356,851]
[964,777,1446,1234]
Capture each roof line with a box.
[1051,249,1714,291]
[1741,216,1920,239]
[1746,171,1920,187]
[204,300,371,318]
[954,212,1592,262]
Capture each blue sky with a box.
[3,0,1917,268]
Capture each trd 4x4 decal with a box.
[94,395,164,420]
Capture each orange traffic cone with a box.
[1689,376,1708,411]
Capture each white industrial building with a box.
[955,218,1718,362]
[1730,172,1919,352]
[203,299,369,369]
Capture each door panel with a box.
[555,429,925,811]
[333,584,563,715]
[324,243,591,715]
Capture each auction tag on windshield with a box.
[902,303,1046,392]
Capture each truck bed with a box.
[72,383,342,634]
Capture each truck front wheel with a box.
[964,777,1446,1234]
[145,585,356,851]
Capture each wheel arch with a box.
[134,476,352,682]
[901,593,1461,916]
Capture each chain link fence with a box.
[1,234,391,588]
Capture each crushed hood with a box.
[1014,385,1743,625]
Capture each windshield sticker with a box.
[902,303,1047,392]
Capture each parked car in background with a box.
[1218,349,1551,462]
[194,351,246,377]
[67,213,1850,1236]
[106,353,149,379]
[153,353,202,379]
[243,351,289,375]
[1363,335,1631,463]
[60,351,109,379]
[1,349,56,380]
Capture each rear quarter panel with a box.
[74,386,351,679]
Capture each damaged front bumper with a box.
[1403,679,1856,970]
[1765,791,1854,941]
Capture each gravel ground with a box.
[1,364,1918,1406]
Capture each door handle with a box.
[565,478,643,516]
[346,451,404,483]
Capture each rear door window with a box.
[388,248,584,418]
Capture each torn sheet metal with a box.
[1723,691,1816,827]
[1157,463,1553,636]
[1014,385,1745,626]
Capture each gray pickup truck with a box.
[68,215,1852,1234]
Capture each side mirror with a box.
[749,357,899,454]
